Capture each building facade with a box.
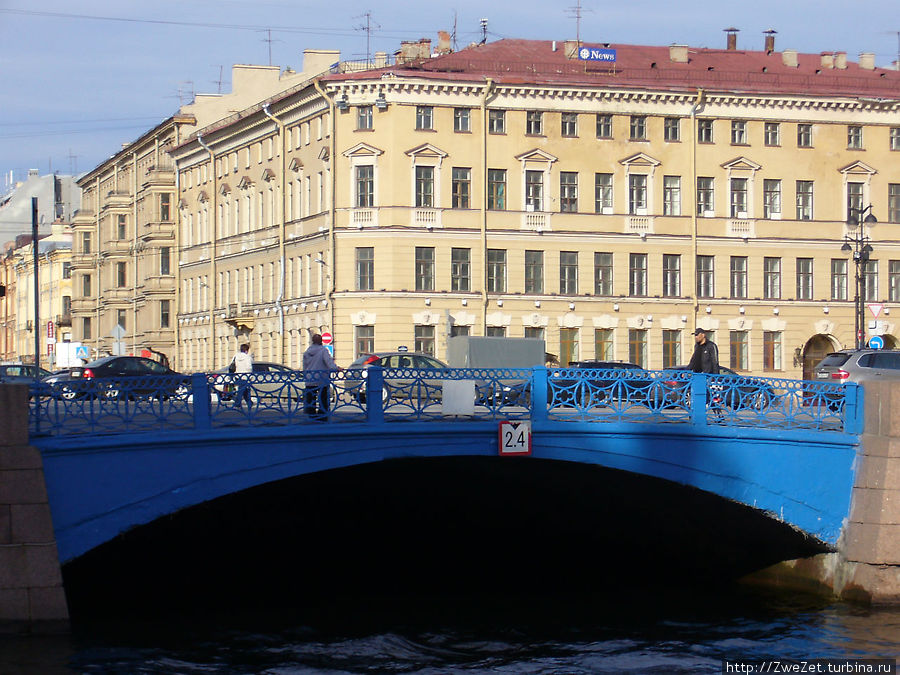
[172,34,900,379]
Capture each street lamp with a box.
[842,204,877,349]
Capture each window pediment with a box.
[197,191,209,203]
[237,175,254,189]
[288,158,303,171]
[342,142,384,158]
[219,183,231,195]
[514,148,558,163]
[721,156,762,171]
[619,152,661,167]
[839,160,877,175]
[405,143,448,159]
[261,168,275,182]
[318,147,331,162]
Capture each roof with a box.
[327,38,900,99]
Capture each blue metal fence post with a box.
[366,366,385,425]
[192,373,211,430]
[531,366,548,423]
[844,382,864,435]
[690,373,708,427]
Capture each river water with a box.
[3,587,899,674]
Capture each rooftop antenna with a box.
[451,10,458,51]
[480,17,488,44]
[260,28,282,66]
[354,11,380,67]
[213,65,225,94]
[67,149,78,176]
[565,0,586,45]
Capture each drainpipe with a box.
[197,134,218,368]
[94,176,100,359]
[313,78,337,343]
[173,126,182,369]
[480,78,496,335]
[689,88,705,331]
[132,151,138,357]
[262,103,287,364]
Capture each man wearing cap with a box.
[688,327,719,374]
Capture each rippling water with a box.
[3,588,899,674]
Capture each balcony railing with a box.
[627,215,654,234]
[351,208,377,228]
[522,212,551,231]
[412,208,441,228]
[55,313,72,327]
[727,218,755,238]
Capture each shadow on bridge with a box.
[62,456,827,617]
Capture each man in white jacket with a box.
[232,343,253,408]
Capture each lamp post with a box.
[842,204,877,349]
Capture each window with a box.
[730,331,749,370]
[797,123,813,148]
[116,309,126,331]
[596,114,612,139]
[595,328,613,360]
[861,260,878,301]
[796,258,814,300]
[730,256,748,299]
[487,249,507,292]
[763,331,782,371]
[664,117,680,142]
[415,325,435,356]
[415,166,434,207]
[731,120,748,145]
[891,127,900,151]
[160,247,171,276]
[116,262,127,287]
[82,232,92,254]
[594,173,613,213]
[356,165,374,207]
[764,257,782,299]
[450,325,471,338]
[764,122,781,146]
[560,172,578,212]
[663,176,681,216]
[560,328,579,366]
[487,169,506,210]
[415,105,433,130]
[82,317,92,340]
[488,109,505,134]
[486,326,506,337]
[451,248,470,291]
[796,180,814,220]
[848,125,863,149]
[561,112,578,137]
[698,119,714,143]
[629,253,647,296]
[889,184,900,222]
[357,105,373,130]
[62,262,71,279]
[454,108,471,132]
[730,178,748,217]
[831,259,848,301]
[526,111,543,135]
[697,177,714,215]
[415,247,434,291]
[61,295,71,315]
[452,168,471,209]
[524,250,544,294]
[696,255,714,298]
[763,179,782,219]
[629,329,648,368]
[847,181,864,218]
[628,174,647,214]
[160,300,170,328]
[525,327,544,342]
[117,214,126,240]
[663,254,681,297]
[662,330,681,369]
[356,247,374,290]
[159,193,172,221]
[355,325,374,358]
[82,274,92,297]
[525,170,543,211]
[890,261,900,302]
[560,251,578,295]
[594,252,613,296]
[629,115,647,140]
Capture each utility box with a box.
[447,336,545,368]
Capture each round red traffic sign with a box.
[321,331,333,345]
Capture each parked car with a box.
[345,351,449,404]
[660,366,775,410]
[0,364,51,384]
[813,349,900,409]
[549,361,656,407]
[211,361,299,402]
[42,355,186,400]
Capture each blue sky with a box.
[1,0,897,194]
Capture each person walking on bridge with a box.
[303,333,340,420]
[231,342,254,409]
[688,327,719,374]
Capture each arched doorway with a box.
[881,334,899,349]
[801,334,837,381]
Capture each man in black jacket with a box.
[688,327,719,374]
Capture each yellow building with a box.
[171,34,900,379]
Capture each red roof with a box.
[328,38,900,99]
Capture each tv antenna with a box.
[565,0,592,45]
[260,28,282,66]
[67,149,78,176]
[479,17,488,44]
[354,11,380,67]
[213,65,225,95]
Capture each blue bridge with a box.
[27,366,861,587]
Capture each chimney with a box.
[763,29,777,53]
[724,27,739,51]
[835,51,847,69]
[396,40,431,63]
[782,49,798,68]
[859,52,876,70]
[374,51,387,68]
[436,31,452,55]
[821,52,834,69]
[564,40,580,59]
[669,44,689,63]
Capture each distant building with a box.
[0,170,80,246]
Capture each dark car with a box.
[0,364,51,384]
[346,351,449,404]
[549,360,656,407]
[661,366,775,410]
[42,355,186,400]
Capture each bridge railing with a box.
[26,367,858,438]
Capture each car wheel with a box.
[382,385,391,403]
[60,386,77,401]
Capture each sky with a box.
[1,0,898,195]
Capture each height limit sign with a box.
[498,421,532,456]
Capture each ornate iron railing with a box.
[26,367,858,438]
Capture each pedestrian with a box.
[231,342,253,408]
[687,327,719,374]
[303,333,340,420]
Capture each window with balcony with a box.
[663,254,681,297]
[356,247,374,290]
[525,250,543,294]
[415,166,434,208]
[730,178,748,217]
[559,172,578,212]
[596,114,612,139]
[560,251,578,295]
[525,170,543,211]
[487,169,506,210]
[487,249,507,292]
[561,112,578,137]
[764,257,782,299]
[451,248,470,291]
[355,165,374,208]
[594,252,613,296]
[628,174,647,214]
[594,173,613,213]
[452,167,471,209]
[696,255,714,298]
[526,111,543,135]
[796,258,814,300]
[629,253,647,296]
[847,181,864,218]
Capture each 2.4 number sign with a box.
[498,421,532,456]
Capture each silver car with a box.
[813,349,900,385]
